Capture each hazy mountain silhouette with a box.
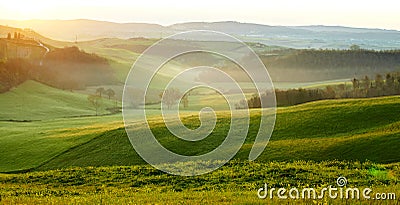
[1,19,399,49]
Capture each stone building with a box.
[0,36,46,61]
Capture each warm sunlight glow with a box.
[0,0,400,30]
[1,0,51,19]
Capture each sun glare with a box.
[0,0,399,30]
[1,0,52,19]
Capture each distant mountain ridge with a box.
[0,19,171,42]
[0,19,399,49]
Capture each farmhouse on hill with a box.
[0,32,47,61]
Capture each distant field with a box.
[0,81,117,121]
[79,78,352,108]
[273,78,351,90]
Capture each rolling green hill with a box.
[1,89,399,204]
[14,96,399,172]
[0,80,116,121]
[0,80,122,172]
[1,82,399,173]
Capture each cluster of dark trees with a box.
[262,49,400,82]
[349,73,400,97]
[41,46,116,89]
[0,46,116,92]
[237,88,329,108]
[264,49,400,70]
[44,46,108,64]
[6,32,24,40]
[87,87,117,116]
[157,88,191,109]
[0,58,36,92]
[238,72,400,108]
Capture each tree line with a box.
[263,48,400,71]
[6,32,24,40]
[0,47,116,92]
[0,58,34,92]
[42,46,116,89]
[238,72,400,108]
[261,48,400,82]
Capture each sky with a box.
[0,0,399,30]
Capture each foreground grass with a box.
[3,190,398,205]
[0,161,399,204]
[0,115,123,172]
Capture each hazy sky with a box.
[0,0,399,30]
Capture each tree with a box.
[362,76,370,90]
[160,88,181,109]
[96,87,105,97]
[182,95,189,108]
[384,73,396,95]
[350,44,361,50]
[105,88,115,100]
[325,85,336,99]
[14,32,17,39]
[396,75,400,91]
[351,78,359,90]
[7,33,11,39]
[87,94,102,116]
[182,92,190,108]
[385,73,394,88]
[375,74,384,89]
[235,99,248,109]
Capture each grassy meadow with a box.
[1,95,399,172]
[0,34,399,204]
[0,80,399,203]
[0,161,399,204]
[0,80,117,121]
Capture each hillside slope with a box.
[0,25,69,48]
[0,80,115,121]
[37,96,400,171]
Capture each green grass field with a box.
[0,81,400,204]
[0,80,117,121]
[31,96,400,172]
[1,81,399,204]
[0,81,122,172]
[0,29,398,204]
[0,161,398,204]
[0,26,400,204]
[1,87,399,172]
